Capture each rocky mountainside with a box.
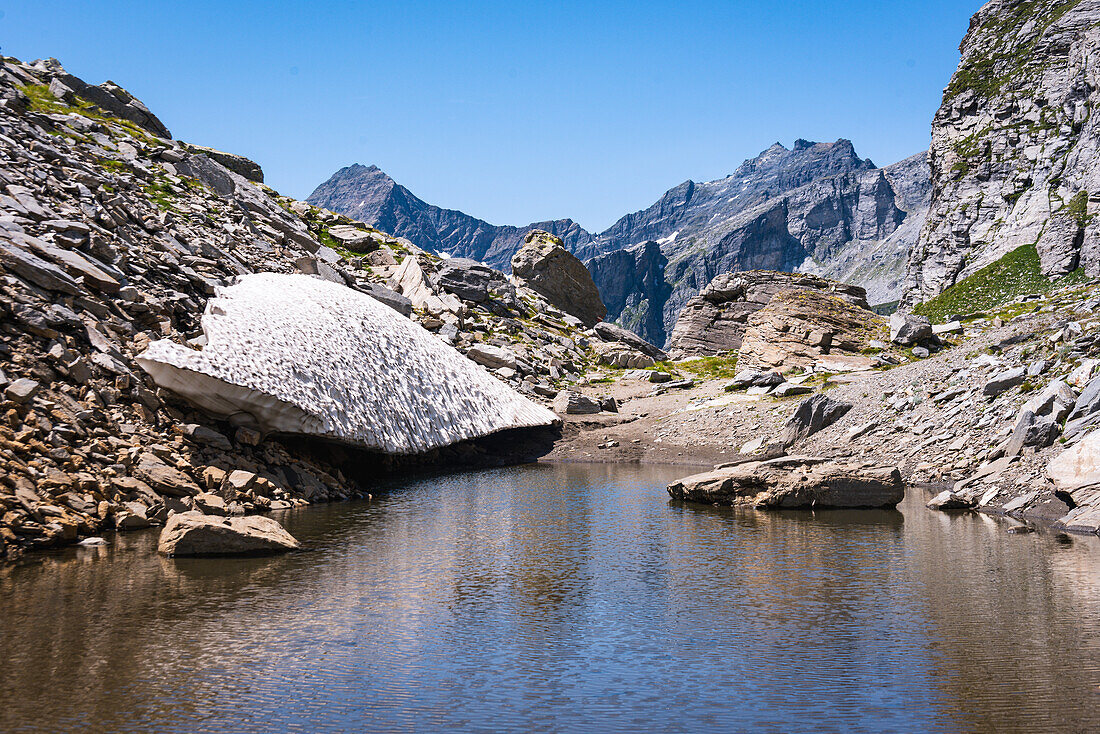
[306,164,593,271]
[312,142,929,348]
[587,141,929,346]
[905,0,1100,308]
[0,55,663,560]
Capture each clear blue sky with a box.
[3,0,979,232]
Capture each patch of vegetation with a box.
[1067,190,1091,228]
[143,181,177,212]
[652,352,739,380]
[913,242,1091,322]
[20,83,157,145]
[870,300,900,316]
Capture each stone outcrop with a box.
[779,394,854,447]
[666,270,870,358]
[666,456,904,509]
[306,164,592,272]
[183,144,263,183]
[738,289,885,372]
[158,512,300,556]
[906,0,1100,307]
[511,230,606,326]
[137,273,557,454]
[1047,429,1100,534]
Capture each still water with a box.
[1,463,1099,733]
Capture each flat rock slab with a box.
[158,512,300,556]
[667,456,904,509]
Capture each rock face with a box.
[779,394,854,447]
[158,512,300,556]
[667,270,871,358]
[587,142,928,345]
[905,0,1100,307]
[306,164,592,272]
[1046,429,1100,534]
[511,230,606,326]
[137,273,556,454]
[309,143,928,346]
[667,456,904,509]
[738,289,885,372]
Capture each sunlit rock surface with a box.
[137,273,556,454]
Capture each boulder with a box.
[158,512,300,556]
[889,311,933,346]
[137,273,555,455]
[131,453,201,497]
[927,490,976,510]
[667,270,871,358]
[726,370,784,390]
[183,144,263,183]
[4,378,39,404]
[466,344,517,370]
[667,456,903,509]
[511,230,606,326]
[593,321,668,360]
[553,390,602,415]
[983,367,1026,397]
[738,288,885,371]
[434,258,514,304]
[779,394,853,447]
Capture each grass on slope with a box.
[652,353,739,380]
[913,243,1090,322]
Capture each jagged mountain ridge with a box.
[310,141,929,347]
[586,141,930,345]
[306,164,592,271]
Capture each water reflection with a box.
[0,463,1098,733]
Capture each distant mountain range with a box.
[308,140,929,346]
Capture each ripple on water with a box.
[1,463,1099,733]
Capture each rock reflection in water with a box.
[0,463,1098,733]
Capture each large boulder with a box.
[889,311,933,346]
[137,273,555,455]
[738,288,884,371]
[183,144,264,183]
[667,271,871,358]
[1046,430,1100,534]
[434,258,514,304]
[667,456,903,509]
[158,512,300,556]
[779,394,853,447]
[593,321,668,361]
[511,230,606,326]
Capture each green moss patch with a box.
[913,243,1089,322]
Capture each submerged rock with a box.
[137,273,556,455]
[158,512,299,556]
[667,456,903,509]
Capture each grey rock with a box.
[553,390,602,415]
[889,311,932,346]
[183,144,263,182]
[592,321,667,360]
[361,282,413,316]
[466,344,517,370]
[4,378,39,404]
[727,369,784,390]
[779,394,853,447]
[1068,375,1100,423]
[511,230,606,326]
[983,367,1026,397]
[131,453,201,497]
[927,490,975,511]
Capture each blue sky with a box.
[3,0,978,231]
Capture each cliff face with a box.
[306,164,593,272]
[587,141,927,345]
[906,0,1100,307]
